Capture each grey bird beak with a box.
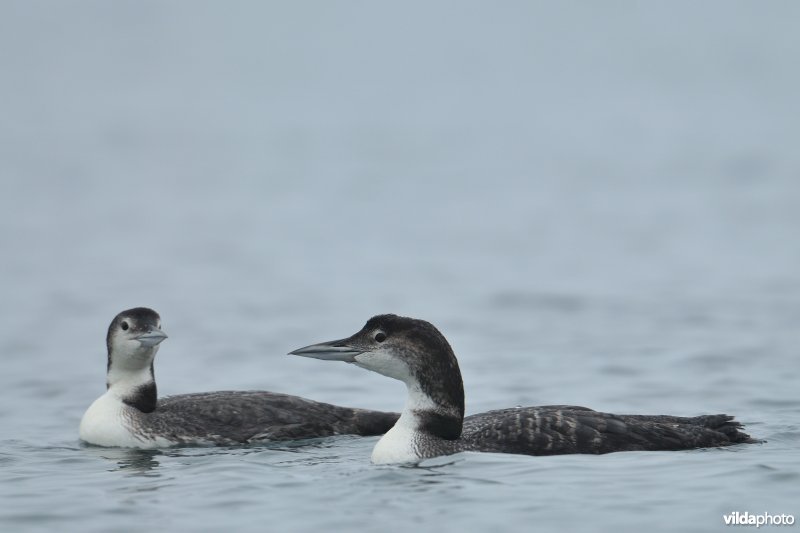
[136,328,168,347]
[289,339,363,363]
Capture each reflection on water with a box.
[80,436,366,475]
[83,447,163,476]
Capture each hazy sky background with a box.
[0,1,797,403]
[1,6,798,532]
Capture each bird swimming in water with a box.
[290,314,755,464]
[79,307,399,448]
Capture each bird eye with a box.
[121,321,129,331]
[374,332,386,343]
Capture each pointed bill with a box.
[136,328,168,347]
[289,339,363,362]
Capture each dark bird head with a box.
[290,314,465,428]
[106,307,166,376]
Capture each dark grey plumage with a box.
[459,407,752,456]
[290,314,756,461]
[128,391,399,445]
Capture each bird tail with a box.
[688,414,758,444]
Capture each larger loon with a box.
[79,308,399,448]
[290,314,755,464]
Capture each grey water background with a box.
[1,2,799,532]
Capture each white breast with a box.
[370,381,443,464]
[79,391,171,449]
[370,415,420,464]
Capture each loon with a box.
[290,314,755,464]
[79,308,399,448]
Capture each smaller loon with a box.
[290,314,756,464]
[80,308,399,448]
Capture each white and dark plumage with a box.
[290,314,756,464]
[79,308,399,448]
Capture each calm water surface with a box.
[1,3,799,532]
